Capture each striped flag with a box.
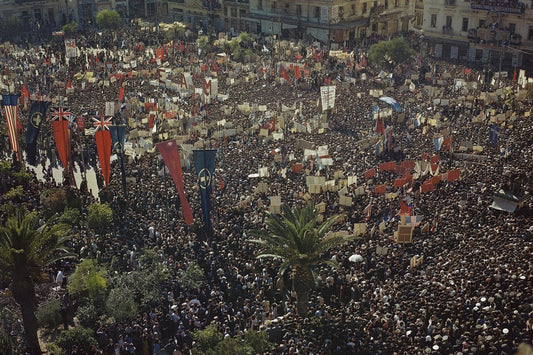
[2,94,20,155]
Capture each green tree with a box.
[105,287,138,322]
[177,262,204,290]
[0,207,74,354]
[96,9,122,30]
[368,37,415,70]
[56,327,98,353]
[193,324,222,353]
[197,35,209,51]
[250,201,354,316]
[67,259,107,302]
[36,298,62,329]
[62,21,79,36]
[87,203,113,234]
[58,207,81,227]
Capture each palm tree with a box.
[250,201,355,316]
[0,207,75,354]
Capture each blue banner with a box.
[25,100,50,166]
[193,149,217,239]
[109,125,127,195]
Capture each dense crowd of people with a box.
[1,25,533,354]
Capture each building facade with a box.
[422,0,533,74]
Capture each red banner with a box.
[447,169,461,181]
[375,184,387,194]
[95,130,112,186]
[364,168,376,179]
[156,140,194,225]
[421,182,434,193]
[52,120,71,170]
[292,163,303,173]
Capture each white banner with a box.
[320,85,336,112]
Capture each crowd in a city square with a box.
[1,25,533,354]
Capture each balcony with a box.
[470,0,525,14]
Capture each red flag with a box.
[374,184,387,195]
[21,84,30,107]
[263,117,276,132]
[401,160,415,170]
[400,200,412,216]
[77,116,85,131]
[50,106,72,170]
[218,175,225,190]
[148,114,155,129]
[430,154,440,164]
[92,116,113,186]
[513,67,517,82]
[394,178,407,188]
[443,137,452,150]
[66,80,72,89]
[119,87,125,102]
[156,140,194,225]
[280,66,289,81]
[178,41,184,52]
[294,65,301,79]
[212,61,218,71]
[364,168,376,179]
[421,182,434,193]
[292,163,303,173]
[447,169,461,181]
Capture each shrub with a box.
[193,324,222,353]
[75,302,101,329]
[177,262,204,290]
[105,287,138,323]
[87,203,113,233]
[56,327,98,353]
[41,188,67,217]
[67,259,107,302]
[5,185,24,200]
[36,298,62,329]
[59,207,81,227]
[96,9,121,30]
[12,170,33,185]
[62,21,79,35]
[0,160,11,175]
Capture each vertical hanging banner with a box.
[2,94,19,156]
[193,149,217,238]
[65,39,78,58]
[50,106,72,169]
[109,125,127,195]
[25,100,50,166]
[92,116,113,187]
[320,85,336,112]
[156,140,194,225]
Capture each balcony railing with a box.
[470,1,525,14]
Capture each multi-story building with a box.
[243,0,415,44]
[422,0,533,73]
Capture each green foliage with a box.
[41,188,68,217]
[227,35,254,63]
[58,207,81,227]
[67,259,107,302]
[36,298,62,329]
[5,185,23,200]
[105,287,138,322]
[193,324,222,353]
[368,37,415,70]
[96,9,122,30]
[249,201,354,315]
[211,337,253,355]
[45,342,62,355]
[75,302,101,329]
[56,327,98,354]
[0,160,11,175]
[197,35,209,49]
[177,262,204,290]
[243,330,271,353]
[87,203,113,233]
[12,170,32,186]
[109,256,169,309]
[62,21,79,35]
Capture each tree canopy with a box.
[96,10,122,30]
[368,37,416,70]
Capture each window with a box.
[271,1,277,11]
[258,0,262,10]
[362,3,367,13]
[395,0,399,7]
[296,4,302,16]
[431,14,437,28]
[446,16,452,28]
[351,4,356,15]
[385,0,389,7]
[339,6,344,19]
[405,0,409,4]
[231,7,237,17]
[529,26,533,40]
[509,23,515,34]
[462,17,468,32]
[479,19,485,28]
[239,9,246,17]
[314,6,320,18]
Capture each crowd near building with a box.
[0,0,533,354]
